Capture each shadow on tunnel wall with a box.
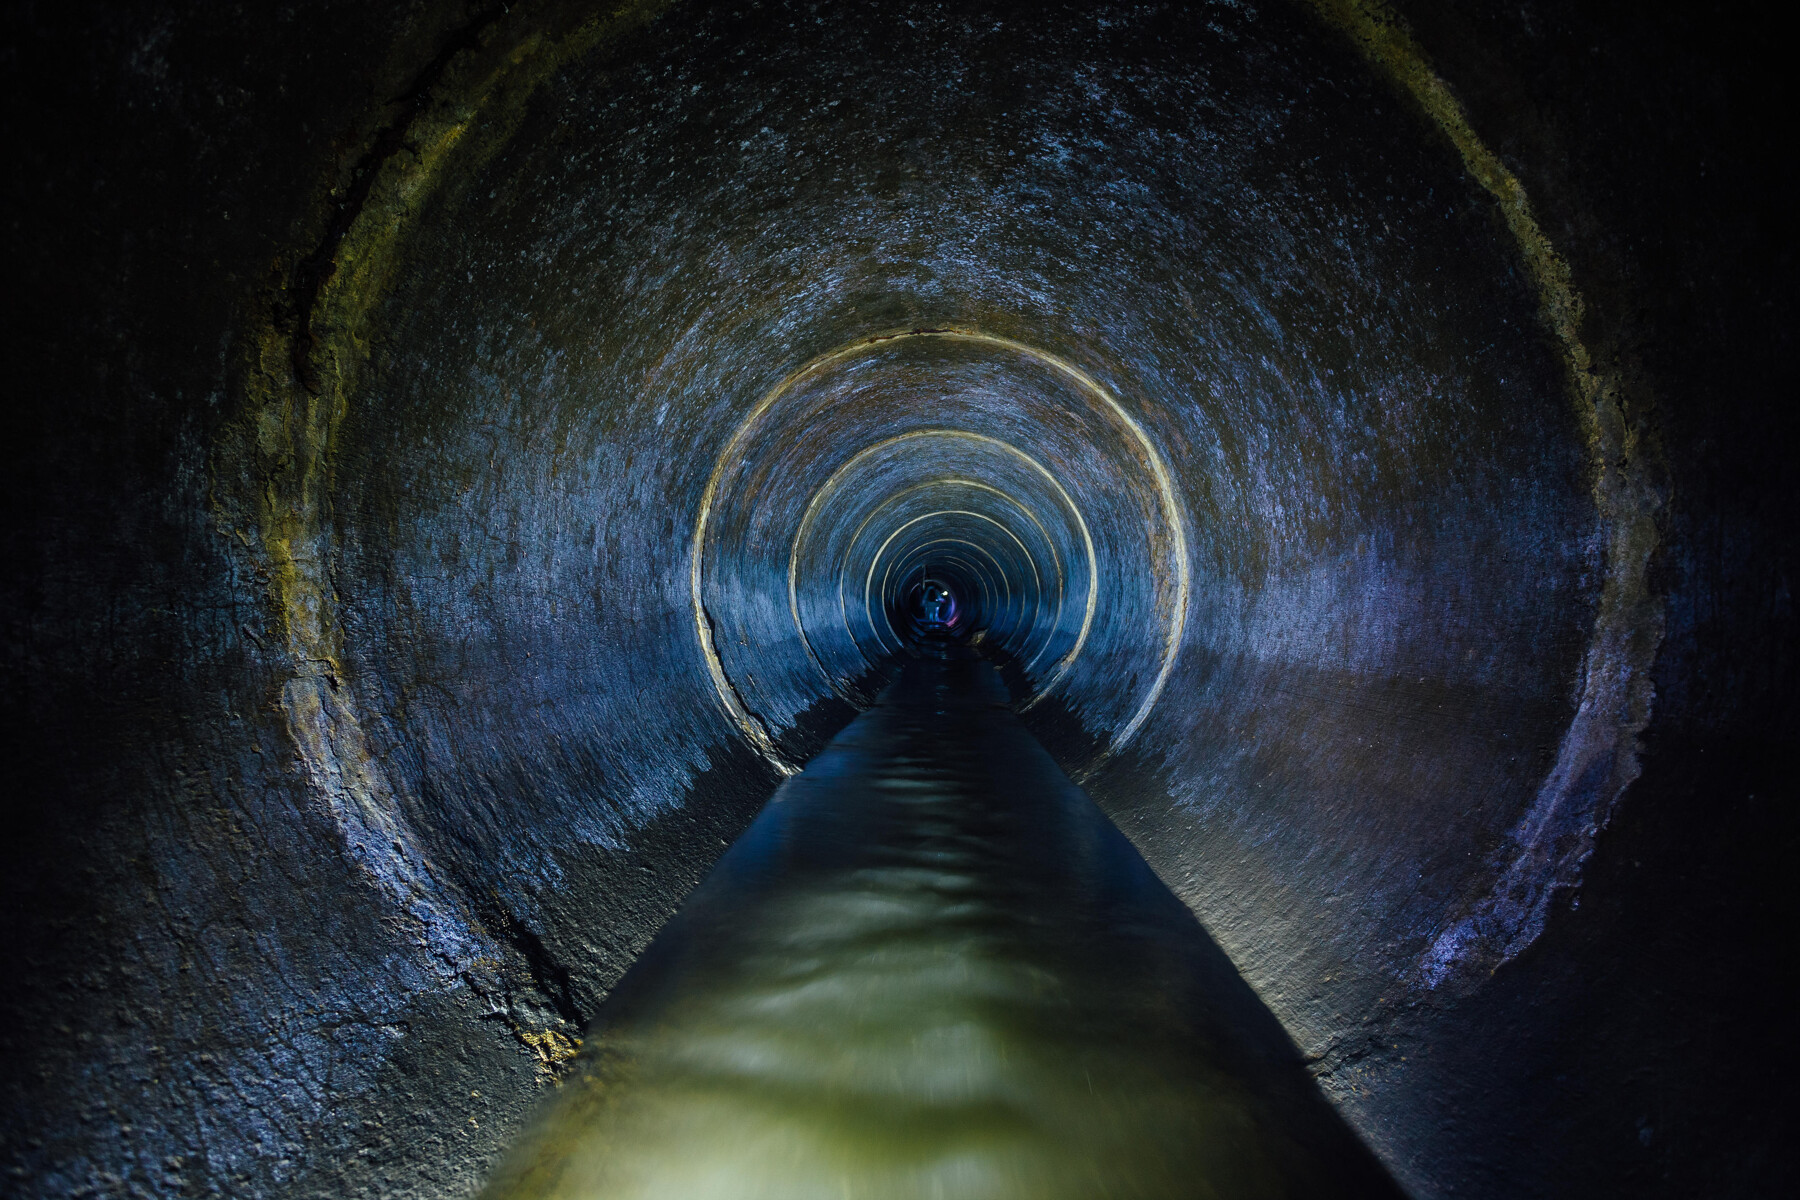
[1,1,1793,1198]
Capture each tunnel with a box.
[2,1,1793,1197]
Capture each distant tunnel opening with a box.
[899,569,968,639]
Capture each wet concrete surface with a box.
[482,646,1400,1200]
[3,2,1793,1197]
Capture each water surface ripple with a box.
[484,649,1401,1199]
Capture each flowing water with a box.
[482,648,1400,1199]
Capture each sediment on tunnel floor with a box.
[480,648,1403,1200]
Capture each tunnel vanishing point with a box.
[1,1,1793,1198]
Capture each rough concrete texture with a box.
[2,1,1792,1198]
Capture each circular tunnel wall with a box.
[224,0,1659,1192]
[695,330,1183,769]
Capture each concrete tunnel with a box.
[2,1,1793,1197]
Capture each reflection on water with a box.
[482,650,1400,1199]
